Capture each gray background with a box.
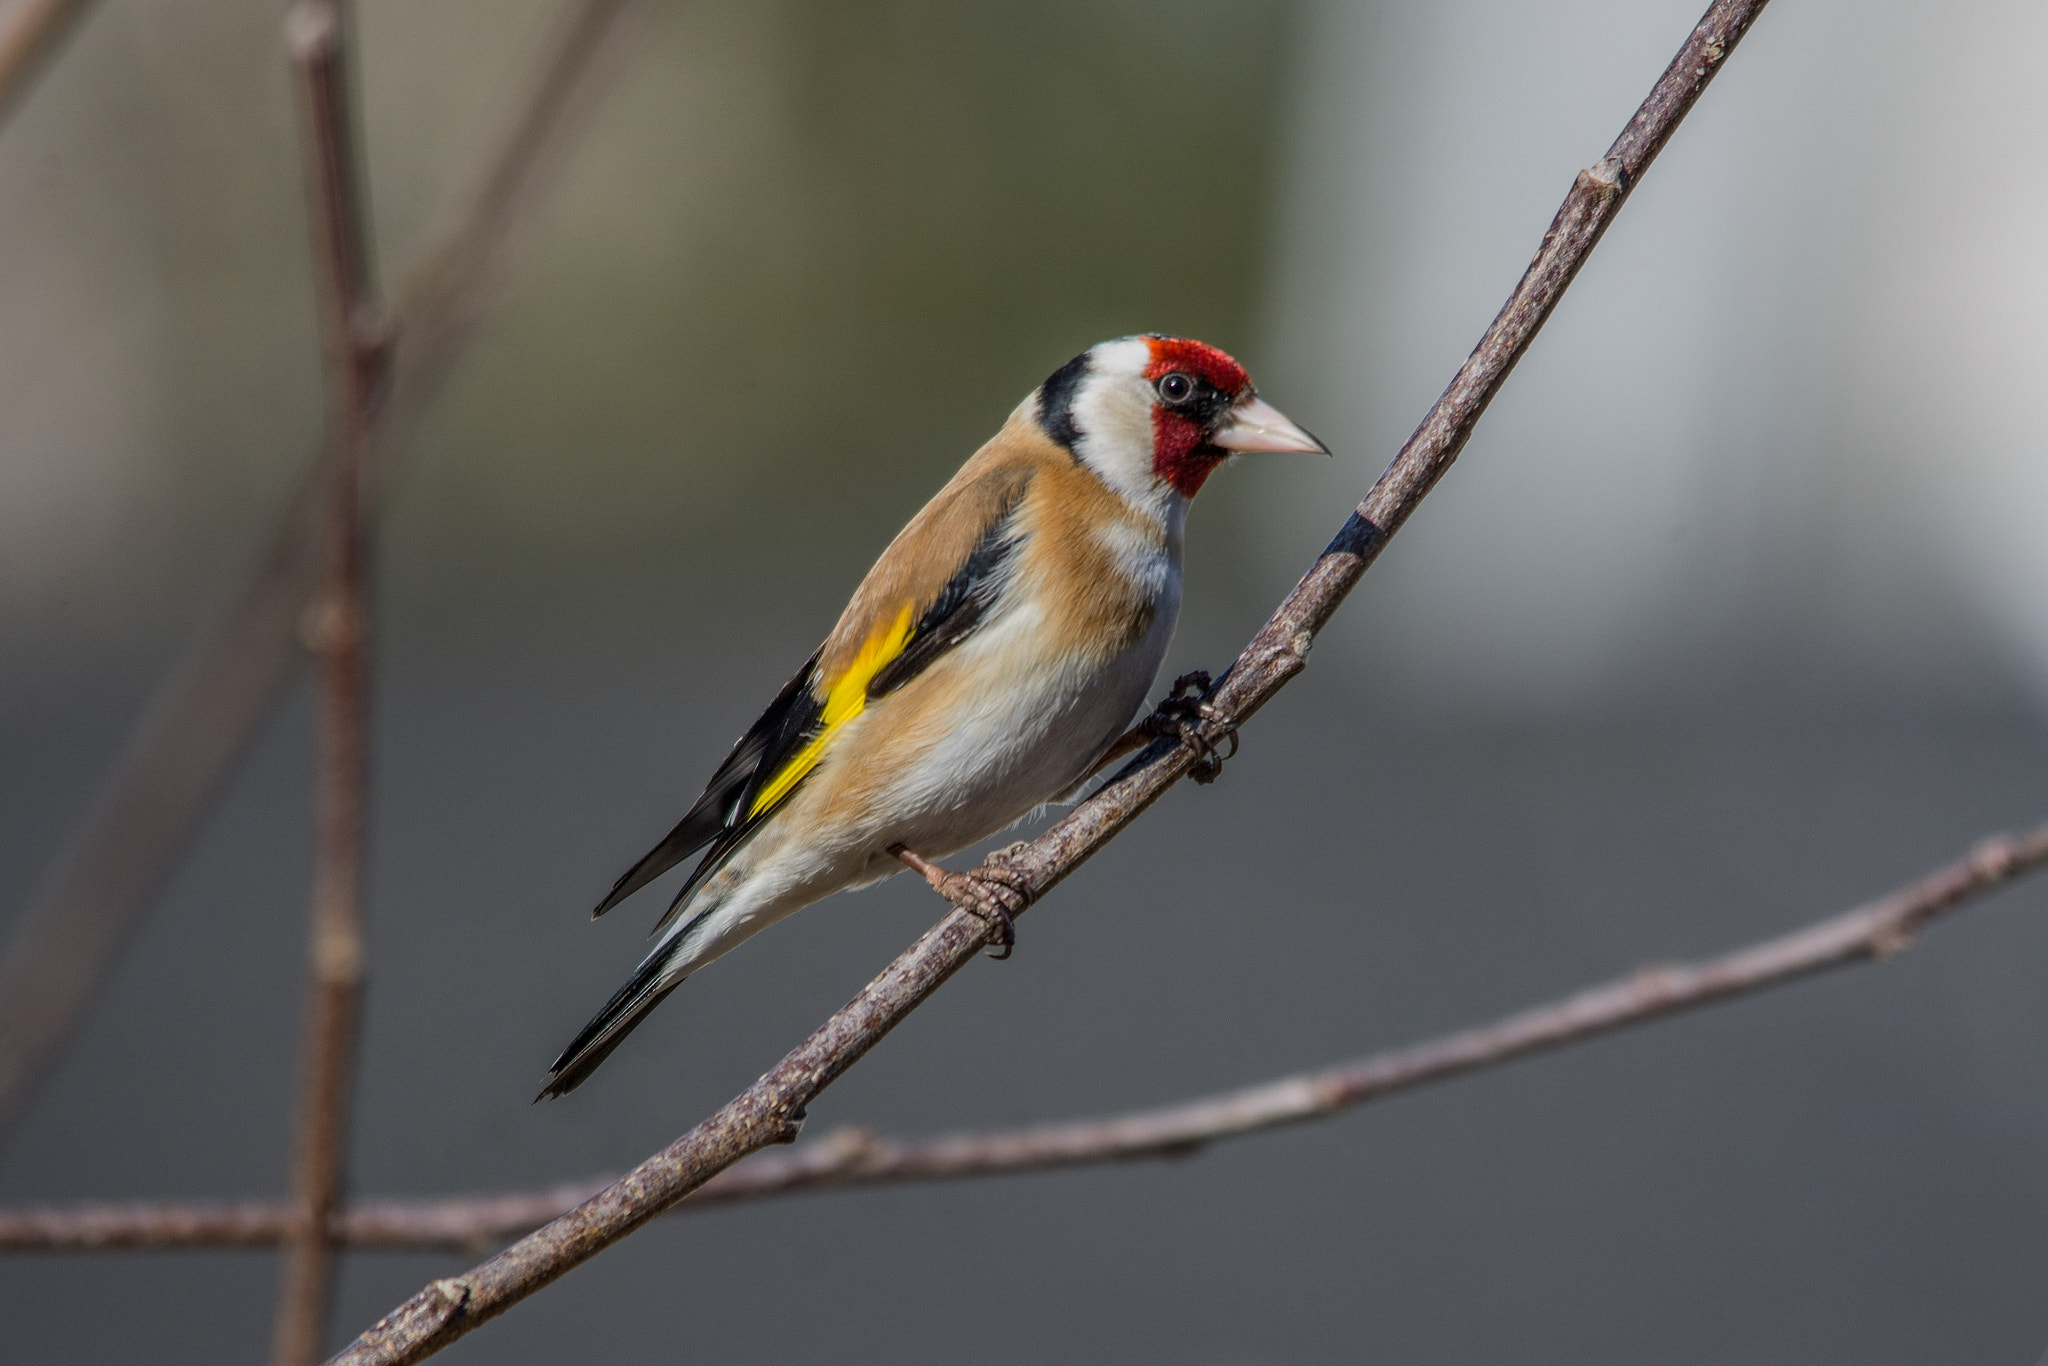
[5,1,2048,1362]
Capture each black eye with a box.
[1157,372,1195,405]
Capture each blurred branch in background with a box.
[0,0,643,1138]
[275,4,382,1362]
[323,3,1777,1362]
[0,0,94,124]
[1,818,2040,1254]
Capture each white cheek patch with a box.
[1069,337,1178,519]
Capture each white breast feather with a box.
[881,524,1181,854]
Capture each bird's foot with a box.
[890,845,1030,959]
[1138,670,1239,784]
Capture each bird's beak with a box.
[1210,395,1330,455]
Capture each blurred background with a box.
[4,0,2047,1361]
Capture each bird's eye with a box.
[1157,372,1195,405]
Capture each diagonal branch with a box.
[326,3,1775,1362]
[0,0,643,1139]
[377,0,639,442]
[2,818,2041,1255]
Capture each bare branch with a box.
[0,0,643,1138]
[274,4,381,1362]
[0,0,94,126]
[321,4,1775,1362]
[4,817,2038,1256]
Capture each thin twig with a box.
[1,819,2040,1255]
[0,0,642,1138]
[326,4,1774,1362]
[274,5,381,1364]
[0,0,94,126]
[381,0,639,424]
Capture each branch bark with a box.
[0,0,643,1138]
[1,818,2040,1255]
[274,6,380,1363]
[324,3,1775,1362]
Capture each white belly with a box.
[860,575,1180,866]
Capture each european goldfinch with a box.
[542,335,1324,1097]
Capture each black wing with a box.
[589,494,1026,929]
[589,649,824,919]
[864,514,1019,701]
[548,506,1026,1099]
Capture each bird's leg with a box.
[1092,669,1239,784]
[889,844,1030,959]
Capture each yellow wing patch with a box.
[747,605,915,819]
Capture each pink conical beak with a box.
[1210,395,1329,455]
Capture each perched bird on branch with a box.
[542,335,1324,1097]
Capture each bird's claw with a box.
[947,853,1032,958]
[890,846,1031,958]
[1140,670,1239,784]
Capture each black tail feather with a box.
[590,809,721,918]
[592,649,826,920]
[538,952,684,1100]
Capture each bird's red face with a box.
[1143,337,1255,497]
[1036,334,1327,510]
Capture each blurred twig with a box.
[324,3,1775,1362]
[0,0,642,1138]
[378,0,639,434]
[274,5,380,1363]
[2,819,2041,1255]
[0,0,94,126]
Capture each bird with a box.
[540,334,1326,1098]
